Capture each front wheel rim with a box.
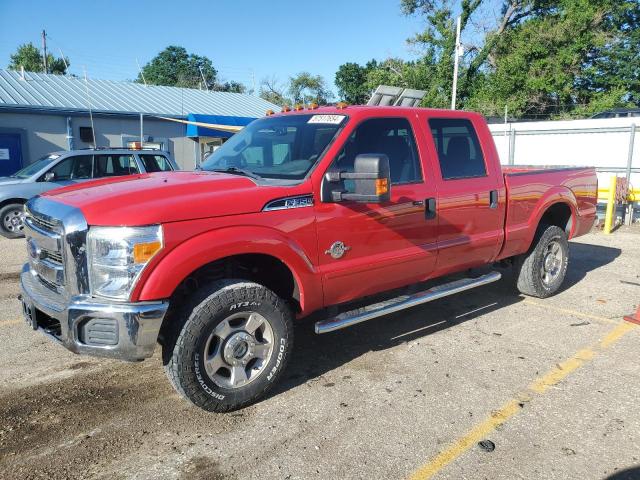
[202,311,275,389]
[541,239,564,287]
[3,209,24,233]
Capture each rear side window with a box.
[429,119,486,180]
[94,155,138,177]
[139,154,173,172]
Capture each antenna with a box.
[199,66,209,91]
[136,58,147,86]
[58,48,69,72]
[83,67,97,148]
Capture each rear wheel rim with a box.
[541,239,563,287]
[3,208,24,233]
[202,311,274,389]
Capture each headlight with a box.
[87,225,163,300]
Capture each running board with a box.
[314,271,502,334]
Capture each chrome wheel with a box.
[202,311,274,389]
[541,239,563,287]
[3,208,24,234]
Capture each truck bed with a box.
[499,165,598,259]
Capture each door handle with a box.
[489,190,498,209]
[425,197,437,220]
[412,200,425,206]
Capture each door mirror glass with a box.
[323,153,391,203]
[43,171,55,182]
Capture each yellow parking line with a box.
[523,299,618,325]
[0,319,22,327]
[407,321,637,480]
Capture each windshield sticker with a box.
[308,115,345,125]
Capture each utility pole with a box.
[41,29,48,74]
[451,16,462,110]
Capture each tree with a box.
[288,72,332,104]
[259,76,290,106]
[8,42,69,74]
[335,0,640,118]
[137,46,218,89]
[335,60,377,104]
[215,80,247,93]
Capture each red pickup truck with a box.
[19,106,597,412]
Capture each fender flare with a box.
[133,225,322,315]
[525,186,578,247]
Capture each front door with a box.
[0,133,23,177]
[315,116,438,307]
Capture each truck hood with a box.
[0,177,25,186]
[43,171,280,226]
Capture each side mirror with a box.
[43,172,55,182]
[323,154,391,203]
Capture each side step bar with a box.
[314,271,502,334]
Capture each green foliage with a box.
[335,60,377,104]
[216,81,246,94]
[259,76,290,106]
[288,72,332,104]
[335,0,640,119]
[8,42,69,74]
[137,46,218,89]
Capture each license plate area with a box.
[21,300,63,336]
[21,299,38,330]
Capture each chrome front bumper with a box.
[20,264,169,362]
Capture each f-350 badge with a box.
[325,241,351,259]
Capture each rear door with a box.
[423,116,504,274]
[315,116,438,306]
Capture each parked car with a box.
[0,148,177,238]
[591,108,640,119]
[19,106,597,412]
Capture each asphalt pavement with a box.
[1,228,639,480]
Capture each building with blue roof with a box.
[0,69,279,174]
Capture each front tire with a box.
[164,280,293,412]
[514,224,569,298]
[0,203,26,239]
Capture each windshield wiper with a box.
[212,167,262,181]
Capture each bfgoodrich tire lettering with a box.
[514,224,569,298]
[164,280,293,412]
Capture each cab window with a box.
[331,117,422,185]
[94,154,138,177]
[139,154,173,172]
[429,118,487,180]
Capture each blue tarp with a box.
[186,113,256,138]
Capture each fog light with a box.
[79,318,118,346]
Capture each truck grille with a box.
[24,208,65,291]
[28,211,60,232]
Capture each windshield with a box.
[201,114,346,180]
[10,154,60,179]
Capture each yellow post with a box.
[604,175,617,234]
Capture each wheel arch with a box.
[134,225,323,316]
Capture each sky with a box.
[0,0,427,95]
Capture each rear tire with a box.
[0,203,26,239]
[514,224,569,298]
[164,280,293,412]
